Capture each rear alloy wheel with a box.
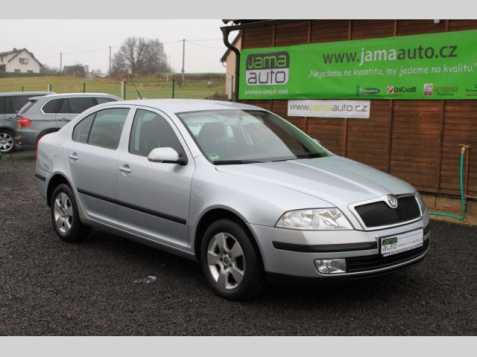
[201,219,264,300]
[50,184,89,242]
[0,130,15,153]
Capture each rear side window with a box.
[72,113,95,143]
[11,96,31,112]
[96,97,116,105]
[68,97,98,114]
[0,97,11,114]
[43,99,64,113]
[18,99,37,115]
[88,108,129,149]
[0,96,28,114]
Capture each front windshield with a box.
[177,109,329,164]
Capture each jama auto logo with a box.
[246,52,289,86]
[387,85,417,95]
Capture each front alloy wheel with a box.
[207,232,246,290]
[201,219,264,300]
[0,130,15,153]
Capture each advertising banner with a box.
[239,30,477,100]
[288,100,370,118]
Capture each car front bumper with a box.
[250,217,430,278]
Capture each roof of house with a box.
[220,33,241,63]
[0,48,44,68]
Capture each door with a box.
[65,107,130,224]
[116,109,194,248]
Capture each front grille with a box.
[355,195,421,228]
[346,239,429,273]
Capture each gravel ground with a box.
[0,152,476,335]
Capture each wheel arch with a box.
[46,173,74,207]
[193,206,265,270]
[37,128,60,144]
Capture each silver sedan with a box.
[36,99,430,300]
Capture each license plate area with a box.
[380,229,424,257]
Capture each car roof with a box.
[108,99,263,114]
[0,91,50,97]
[30,92,119,100]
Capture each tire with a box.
[200,219,265,300]
[50,184,90,242]
[0,129,15,153]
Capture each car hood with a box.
[216,155,415,208]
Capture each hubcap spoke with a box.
[217,270,228,289]
[229,242,244,259]
[229,265,244,284]
[207,251,220,266]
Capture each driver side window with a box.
[129,109,185,158]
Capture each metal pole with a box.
[109,46,112,75]
[172,78,175,98]
[47,83,52,92]
[121,80,126,99]
[59,52,63,73]
[181,39,185,82]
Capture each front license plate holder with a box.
[380,229,424,257]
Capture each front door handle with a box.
[119,164,132,174]
[69,152,79,161]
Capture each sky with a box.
[1,19,228,73]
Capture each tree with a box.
[112,37,171,76]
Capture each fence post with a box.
[20,86,24,92]
[82,82,86,93]
[47,83,53,92]
[121,80,127,99]
[171,79,175,98]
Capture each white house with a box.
[0,48,43,74]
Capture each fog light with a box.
[314,259,346,275]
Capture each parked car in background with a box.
[0,91,50,153]
[36,99,430,300]
[16,93,119,149]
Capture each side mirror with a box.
[147,147,187,165]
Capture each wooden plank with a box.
[310,20,349,42]
[346,101,392,172]
[440,101,477,195]
[275,22,308,46]
[351,20,395,39]
[242,25,274,49]
[396,20,446,35]
[390,101,444,191]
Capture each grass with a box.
[0,75,226,100]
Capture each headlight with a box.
[276,208,352,230]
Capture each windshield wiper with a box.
[212,160,263,165]
[296,153,325,159]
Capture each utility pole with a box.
[181,38,186,82]
[109,46,112,75]
[59,51,63,73]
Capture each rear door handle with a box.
[119,164,132,174]
[69,152,79,161]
